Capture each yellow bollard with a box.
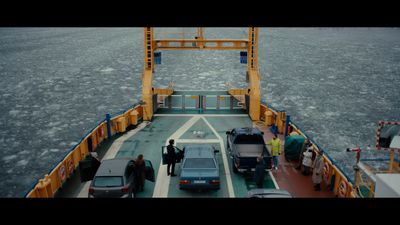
[44,175,53,197]
[264,111,274,126]
[116,117,126,133]
[36,175,53,198]
[130,110,139,126]
[277,112,286,134]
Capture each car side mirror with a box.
[214,150,220,153]
[226,131,231,135]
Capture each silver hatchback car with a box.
[88,158,154,198]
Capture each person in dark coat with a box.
[167,139,177,176]
[135,154,146,192]
[254,156,265,188]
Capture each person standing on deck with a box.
[296,139,310,170]
[167,139,177,176]
[302,147,313,176]
[267,134,281,170]
[135,154,146,192]
[312,151,324,191]
[254,156,266,188]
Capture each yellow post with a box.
[389,149,394,173]
[142,70,154,121]
[247,27,258,72]
[247,70,260,120]
[197,27,204,48]
[142,27,155,121]
[246,27,261,121]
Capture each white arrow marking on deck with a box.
[201,117,235,198]
[152,116,201,198]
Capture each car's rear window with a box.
[183,158,216,169]
[93,176,123,187]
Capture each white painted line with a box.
[176,139,221,143]
[269,171,280,189]
[154,114,248,117]
[103,121,150,160]
[201,117,235,198]
[153,116,201,198]
[77,181,91,198]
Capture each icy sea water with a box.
[0,28,399,197]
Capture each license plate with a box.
[194,180,206,184]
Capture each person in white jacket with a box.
[312,151,324,191]
[302,147,313,176]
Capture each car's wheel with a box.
[232,158,238,174]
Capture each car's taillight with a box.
[121,186,129,193]
[209,180,220,185]
[89,187,94,194]
[180,180,191,185]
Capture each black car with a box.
[88,158,155,198]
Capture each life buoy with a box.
[323,162,330,183]
[59,165,66,182]
[67,159,74,176]
[338,179,347,198]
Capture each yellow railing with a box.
[26,105,143,198]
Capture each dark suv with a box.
[88,158,154,198]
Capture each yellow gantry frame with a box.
[141,27,261,121]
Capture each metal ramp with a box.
[155,90,246,114]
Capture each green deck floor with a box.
[114,114,276,198]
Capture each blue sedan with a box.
[179,145,220,190]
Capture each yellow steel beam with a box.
[142,27,155,121]
[247,27,259,71]
[141,69,153,121]
[154,39,248,50]
[246,27,261,121]
[247,69,261,121]
[228,89,248,95]
[144,27,154,71]
[153,88,174,96]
